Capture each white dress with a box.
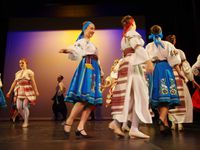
[111,30,152,124]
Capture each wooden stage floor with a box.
[0,120,200,150]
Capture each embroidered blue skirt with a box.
[64,58,103,106]
[148,61,180,109]
[0,88,7,108]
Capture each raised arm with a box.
[59,49,72,54]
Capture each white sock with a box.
[130,109,139,132]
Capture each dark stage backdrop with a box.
[0,16,146,120]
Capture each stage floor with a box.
[0,120,200,150]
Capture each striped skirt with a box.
[168,69,193,123]
[110,58,152,123]
[111,61,129,115]
[65,58,103,106]
[14,79,36,104]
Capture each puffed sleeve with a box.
[128,32,150,64]
[145,43,152,58]
[166,43,181,67]
[15,71,20,80]
[28,69,34,78]
[182,60,194,81]
[67,39,86,61]
[192,54,200,76]
[179,50,186,61]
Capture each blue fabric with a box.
[0,88,7,108]
[76,21,92,41]
[64,58,103,105]
[148,32,164,48]
[148,61,180,109]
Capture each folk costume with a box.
[168,50,193,130]
[110,17,152,138]
[146,34,181,109]
[64,21,103,106]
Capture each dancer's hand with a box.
[6,92,11,98]
[35,91,39,96]
[105,98,111,108]
[146,60,154,74]
[59,49,70,53]
[192,80,200,89]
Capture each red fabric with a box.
[192,88,200,109]
[122,18,135,37]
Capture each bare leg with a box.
[159,106,169,126]
[158,106,172,134]
[64,102,85,132]
[77,106,93,135]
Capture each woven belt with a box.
[83,55,98,63]
[123,47,135,57]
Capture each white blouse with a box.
[146,40,181,67]
[121,30,150,65]
[15,69,34,81]
[178,49,186,61]
[67,38,98,61]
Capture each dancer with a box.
[166,34,197,131]
[59,21,103,138]
[191,54,200,111]
[102,58,130,135]
[109,15,154,139]
[146,25,181,134]
[52,75,67,121]
[6,58,39,128]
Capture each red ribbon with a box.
[122,18,135,37]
